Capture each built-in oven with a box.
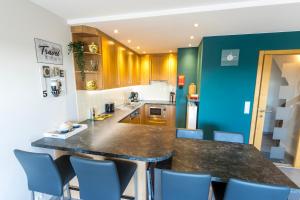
[147,104,167,120]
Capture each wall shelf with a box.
[74,52,101,56]
[75,70,98,74]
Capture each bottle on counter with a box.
[89,107,96,120]
[188,83,196,97]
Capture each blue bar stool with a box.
[176,128,204,140]
[70,156,137,200]
[224,179,290,200]
[213,131,244,144]
[161,170,211,200]
[14,149,75,200]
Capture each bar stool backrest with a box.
[213,131,244,144]
[70,156,121,200]
[176,128,204,140]
[224,179,290,200]
[162,170,211,200]
[14,149,63,196]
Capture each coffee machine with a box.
[170,92,176,103]
[129,92,139,102]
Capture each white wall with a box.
[77,81,175,121]
[132,81,176,101]
[0,1,77,200]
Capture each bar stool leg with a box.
[31,191,35,200]
[134,171,138,200]
[65,183,71,200]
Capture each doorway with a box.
[250,50,300,167]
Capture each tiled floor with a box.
[277,164,300,187]
[276,164,300,200]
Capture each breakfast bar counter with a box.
[31,102,299,200]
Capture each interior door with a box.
[253,54,273,149]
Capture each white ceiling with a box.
[31,0,300,53]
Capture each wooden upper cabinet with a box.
[118,47,129,87]
[71,26,177,90]
[127,53,134,86]
[132,54,140,85]
[140,55,151,85]
[169,54,177,86]
[150,53,177,86]
[102,36,118,89]
[160,54,170,81]
[151,55,163,81]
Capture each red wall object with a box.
[178,75,185,86]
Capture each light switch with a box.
[244,101,251,114]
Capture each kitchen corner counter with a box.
[32,103,176,162]
[142,100,176,105]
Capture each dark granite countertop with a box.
[31,102,298,188]
[171,139,298,188]
[32,103,176,162]
[142,100,176,105]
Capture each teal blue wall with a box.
[176,47,199,128]
[198,31,300,142]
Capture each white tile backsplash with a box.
[76,81,175,121]
[132,81,176,101]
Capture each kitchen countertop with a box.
[141,100,176,105]
[31,100,298,188]
[32,101,176,162]
[171,139,298,188]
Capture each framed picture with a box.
[34,38,63,65]
[221,49,240,66]
[42,66,50,78]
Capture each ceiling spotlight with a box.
[136,46,140,50]
[113,29,119,34]
[143,51,146,54]
[169,50,173,53]
[194,23,199,27]
[188,44,192,47]
[190,35,195,40]
[127,39,131,43]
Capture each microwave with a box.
[147,105,167,119]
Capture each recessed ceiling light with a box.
[127,39,131,43]
[188,44,192,47]
[108,41,115,45]
[194,23,199,27]
[169,50,173,53]
[113,29,119,34]
[143,51,146,54]
[190,35,195,40]
[136,46,140,50]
